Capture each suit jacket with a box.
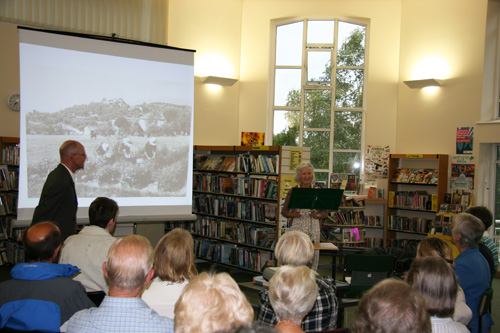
[31,163,78,240]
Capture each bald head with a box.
[23,222,62,262]
[105,235,153,293]
[60,140,86,172]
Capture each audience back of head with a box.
[465,206,493,230]
[452,213,484,249]
[407,256,458,318]
[174,271,254,333]
[268,265,318,325]
[275,230,313,266]
[351,279,431,333]
[105,235,153,291]
[23,222,62,262]
[417,237,454,263]
[89,197,119,228]
[154,228,197,283]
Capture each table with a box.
[314,242,339,277]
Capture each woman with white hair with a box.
[281,162,327,271]
[268,265,318,333]
[256,231,338,331]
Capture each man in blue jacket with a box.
[0,222,94,332]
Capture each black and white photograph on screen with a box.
[17,28,194,219]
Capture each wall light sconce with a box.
[203,76,238,86]
[403,78,443,89]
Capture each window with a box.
[271,19,367,182]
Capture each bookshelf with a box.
[385,154,448,247]
[0,136,22,265]
[167,145,309,274]
[321,197,384,249]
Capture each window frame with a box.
[268,16,369,181]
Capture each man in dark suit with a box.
[31,140,87,240]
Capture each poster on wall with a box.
[289,147,303,171]
[451,155,475,190]
[241,132,265,146]
[456,127,473,154]
[364,145,390,179]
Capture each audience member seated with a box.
[268,265,318,333]
[466,206,499,273]
[59,197,118,304]
[66,235,174,332]
[257,231,338,331]
[451,213,494,333]
[416,237,472,326]
[0,222,94,332]
[174,271,254,333]
[407,256,469,332]
[142,228,198,318]
[350,279,431,333]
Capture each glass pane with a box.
[276,22,303,66]
[307,20,334,44]
[314,172,328,185]
[304,90,331,128]
[332,151,361,177]
[307,51,331,83]
[303,130,329,169]
[337,21,366,67]
[497,145,500,160]
[333,111,362,149]
[335,69,364,108]
[273,110,299,146]
[274,69,302,107]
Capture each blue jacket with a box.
[0,262,94,332]
[454,248,494,333]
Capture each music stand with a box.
[287,188,344,210]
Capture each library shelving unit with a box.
[349,196,385,248]
[167,145,308,274]
[0,136,22,265]
[385,154,448,247]
[322,197,385,250]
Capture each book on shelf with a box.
[367,187,376,199]
[253,275,269,287]
[429,170,439,184]
[218,156,236,172]
[345,174,357,191]
[219,243,237,263]
[391,168,438,184]
[1,145,19,166]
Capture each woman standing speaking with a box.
[281,162,327,271]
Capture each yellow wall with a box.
[168,0,243,145]
[0,0,494,156]
[397,0,488,154]
[238,0,402,149]
[0,21,21,137]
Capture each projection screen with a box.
[17,27,195,223]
